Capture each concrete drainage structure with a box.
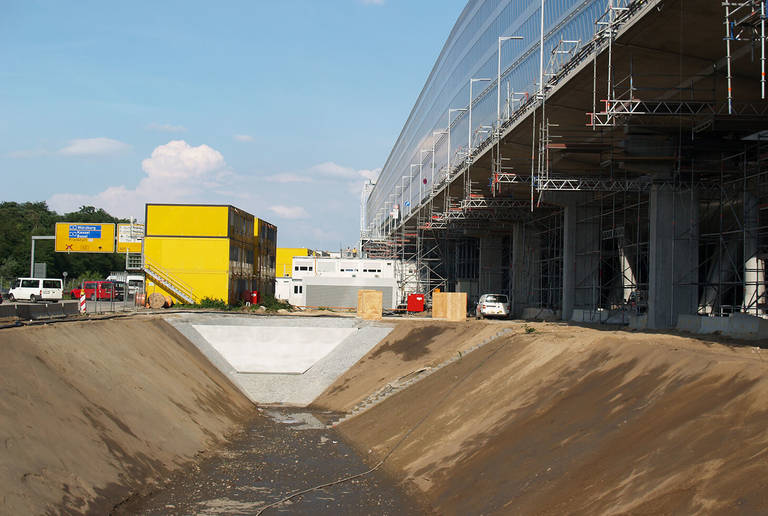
[166,313,393,406]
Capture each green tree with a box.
[0,202,129,286]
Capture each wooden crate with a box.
[432,292,466,321]
[357,289,383,320]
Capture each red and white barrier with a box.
[79,293,86,314]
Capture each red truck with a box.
[70,280,123,301]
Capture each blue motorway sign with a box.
[68,224,102,239]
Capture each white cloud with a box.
[48,140,229,218]
[265,173,312,183]
[146,122,187,133]
[47,152,379,250]
[268,205,309,219]
[8,137,131,158]
[234,134,254,142]
[58,137,130,156]
[309,161,380,182]
[141,140,225,179]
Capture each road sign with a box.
[55,222,116,253]
[117,223,144,253]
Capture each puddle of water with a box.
[263,409,326,430]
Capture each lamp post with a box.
[407,168,415,216]
[420,148,433,202]
[468,78,492,165]
[410,163,421,211]
[498,36,523,134]
[447,108,467,181]
[539,0,545,101]
[432,130,448,188]
[400,176,409,216]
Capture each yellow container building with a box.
[143,204,275,305]
[275,247,318,278]
[254,218,277,298]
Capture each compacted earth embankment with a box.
[317,322,768,515]
[0,317,255,514]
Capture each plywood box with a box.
[432,292,466,321]
[432,292,447,319]
[357,289,383,320]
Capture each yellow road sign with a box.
[55,222,116,253]
[117,223,144,253]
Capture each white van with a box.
[106,273,144,295]
[9,278,63,302]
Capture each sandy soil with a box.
[311,320,504,413]
[0,317,255,515]
[336,321,768,515]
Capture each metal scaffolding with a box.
[361,0,767,321]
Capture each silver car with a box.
[476,294,510,319]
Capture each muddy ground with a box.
[335,322,768,515]
[117,408,422,515]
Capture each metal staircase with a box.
[142,257,199,305]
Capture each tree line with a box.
[0,202,128,289]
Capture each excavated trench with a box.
[2,314,768,515]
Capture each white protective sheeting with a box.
[191,325,356,374]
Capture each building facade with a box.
[254,218,277,299]
[276,256,402,309]
[361,0,767,330]
[363,0,609,235]
[143,204,276,304]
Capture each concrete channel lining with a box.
[191,324,357,374]
[165,313,393,406]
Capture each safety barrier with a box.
[0,304,17,318]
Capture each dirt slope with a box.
[337,322,768,515]
[0,317,254,515]
[311,320,503,413]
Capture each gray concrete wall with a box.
[648,187,699,329]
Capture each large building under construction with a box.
[361,0,767,329]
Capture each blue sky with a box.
[0,0,466,249]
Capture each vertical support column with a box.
[648,187,699,329]
[511,223,525,316]
[479,236,504,295]
[562,198,600,321]
[744,192,766,315]
[511,222,538,316]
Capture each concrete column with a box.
[479,236,504,295]
[648,187,699,329]
[743,192,766,315]
[510,223,534,316]
[562,200,600,320]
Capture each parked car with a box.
[475,293,510,319]
[106,274,144,296]
[8,278,63,302]
[70,280,122,301]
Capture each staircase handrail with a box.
[143,257,199,304]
